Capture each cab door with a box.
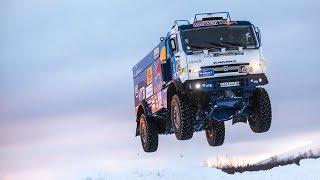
[170,33,187,81]
[166,34,180,81]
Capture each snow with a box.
[86,159,320,180]
[258,142,320,164]
[204,142,320,174]
[84,143,320,180]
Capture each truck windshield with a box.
[181,25,258,51]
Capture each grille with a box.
[201,63,249,74]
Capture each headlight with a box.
[250,61,262,73]
[239,60,267,74]
[195,83,201,89]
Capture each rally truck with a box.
[132,12,272,152]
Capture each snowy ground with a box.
[87,158,320,180]
[85,144,320,180]
[2,113,319,180]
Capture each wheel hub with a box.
[173,106,180,129]
[140,117,147,144]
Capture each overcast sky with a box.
[1,0,320,179]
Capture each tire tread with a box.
[249,88,272,133]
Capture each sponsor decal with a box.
[202,83,213,88]
[133,67,143,77]
[153,83,162,94]
[153,60,163,93]
[212,60,236,65]
[199,68,214,77]
[172,61,177,78]
[188,59,202,64]
[220,81,240,88]
[176,59,181,75]
[146,84,153,99]
[193,19,237,28]
[154,60,161,78]
[181,67,187,73]
[150,92,163,113]
[154,47,160,59]
[151,95,156,112]
[135,85,139,99]
[162,88,168,109]
[160,47,167,63]
[138,87,145,101]
[146,66,153,85]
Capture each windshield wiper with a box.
[188,42,231,52]
[205,42,228,48]
[187,42,219,50]
[187,45,206,50]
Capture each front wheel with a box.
[205,121,225,147]
[139,114,158,152]
[248,88,272,133]
[171,94,195,140]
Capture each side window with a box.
[170,36,179,53]
[170,38,176,51]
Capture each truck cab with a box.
[133,12,272,152]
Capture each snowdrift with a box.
[86,144,320,180]
[206,143,320,174]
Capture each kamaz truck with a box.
[132,12,272,152]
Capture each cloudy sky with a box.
[1,0,320,179]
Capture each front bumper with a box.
[185,73,268,92]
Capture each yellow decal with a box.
[181,67,187,73]
[160,47,167,63]
[146,66,153,85]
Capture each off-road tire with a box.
[248,88,272,133]
[171,94,195,140]
[139,114,158,152]
[205,121,225,146]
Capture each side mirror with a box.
[255,27,262,46]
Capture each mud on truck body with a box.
[132,12,272,152]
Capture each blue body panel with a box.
[133,40,169,112]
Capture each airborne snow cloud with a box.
[205,143,320,174]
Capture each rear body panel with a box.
[133,41,168,113]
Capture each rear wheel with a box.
[248,88,272,133]
[205,121,225,146]
[139,114,158,152]
[171,94,195,140]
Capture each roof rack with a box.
[193,12,231,22]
